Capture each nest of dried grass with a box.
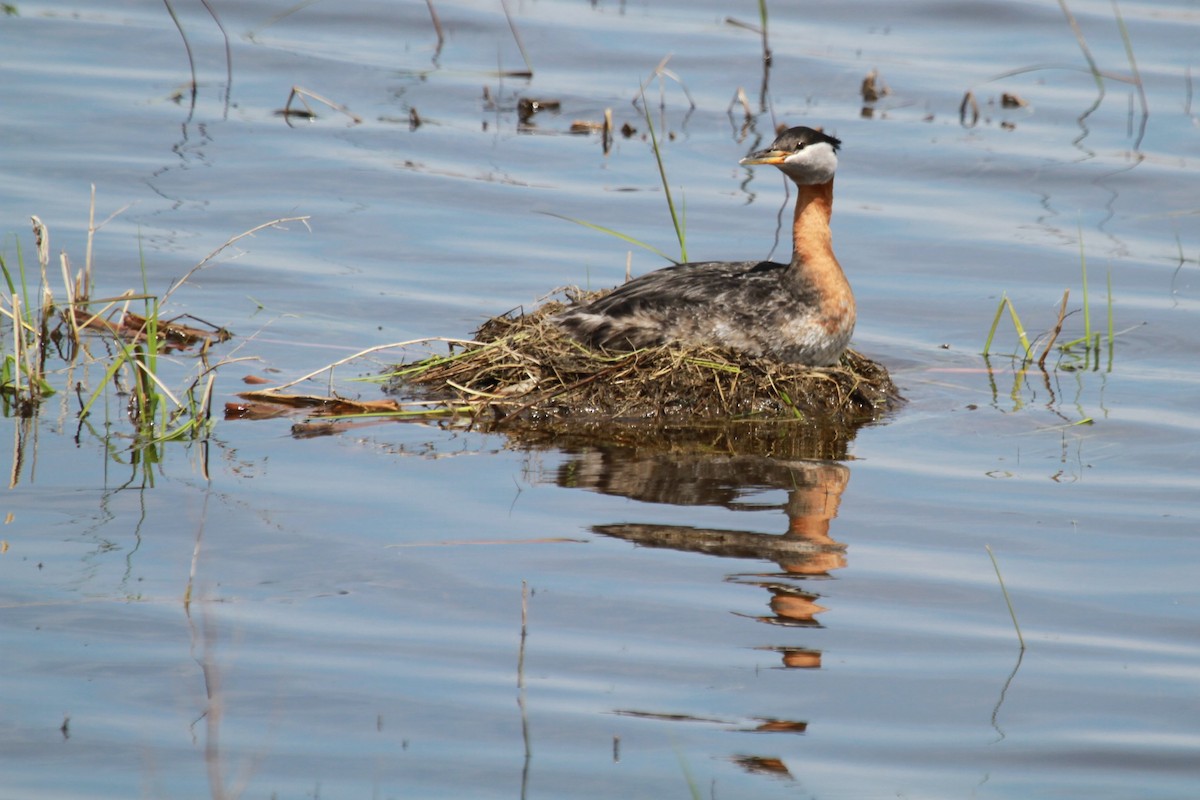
[384,289,901,431]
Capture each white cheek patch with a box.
[783,142,838,184]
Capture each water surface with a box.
[1,1,1198,798]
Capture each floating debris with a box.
[518,97,561,123]
[72,308,231,351]
[959,90,980,127]
[860,69,890,104]
[569,120,603,134]
[278,86,361,125]
[230,392,403,421]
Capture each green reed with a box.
[545,74,693,269]
[640,87,687,263]
[1,199,256,458]
[986,545,1025,650]
[982,232,1115,372]
[0,224,57,415]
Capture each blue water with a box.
[1,1,1198,798]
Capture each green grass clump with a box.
[982,233,1116,373]
[0,194,303,480]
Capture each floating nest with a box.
[384,289,902,437]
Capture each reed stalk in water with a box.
[983,231,1119,372]
[640,87,687,263]
[986,545,1025,651]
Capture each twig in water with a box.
[280,86,362,126]
[520,580,528,644]
[1106,270,1114,371]
[425,0,445,56]
[986,545,1025,650]
[1037,289,1070,369]
[1079,225,1092,343]
[1185,65,1194,119]
[499,0,533,77]
[634,54,697,112]
[162,0,198,118]
[84,186,135,303]
[517,580,533,795]
[757,0,772,66]
[1110,0,1149,148]
[729,86,753,120]
[639,87,686,262]
[1056,0,1104,89]
[266,337,481,393]
[197,0,233,114]
[162,216,311,304]
[959,90,980,127]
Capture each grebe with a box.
[554,126,854,366]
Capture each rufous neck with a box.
[791,179,835,261]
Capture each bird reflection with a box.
[732,754,794,781]
[559,448,849,580]
[553,433,854,669]
[542,422,867,782]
